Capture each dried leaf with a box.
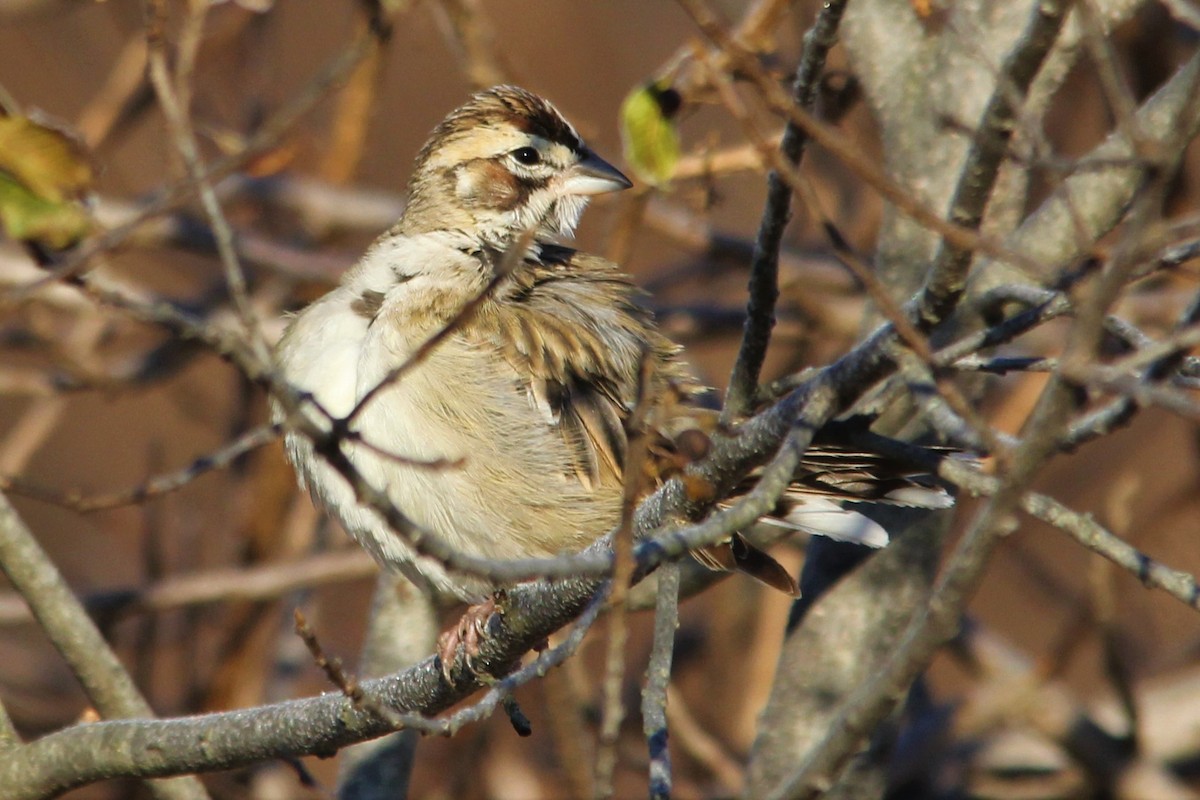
[0,115,92,203]
[619,81,681,187]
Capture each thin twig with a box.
[0,424,281,512]
[678,0,1051,281]
[143,0,271,363]
[171,0,208,142]
[75,32,150,149]
[643,561,681,800]
[3,16,382,304]
[0,549,378,627]
[337,572,435,800]
[294,608,411,730]
[673,138,773,180]
[1076,0,1143,158]
[665,683,744,795]
[429,0,514,88]
[0,397,68,477]
[839,429,1200,614]
[344,226,536,426]
[771,60,1179,799]
[712,0,850,419]
[701,60,1013,461]
[320,3,404,183]
[594,354,658,800]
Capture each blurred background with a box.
[1,1,1199,798]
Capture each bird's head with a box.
[400,85,632,246]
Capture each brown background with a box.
[1,1,1199,797]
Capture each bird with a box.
[273,85,951,675]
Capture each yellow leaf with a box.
[0,115,92,203]
[620,81,682,187]
[0,170,92,250]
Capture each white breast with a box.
[275,232,615,600]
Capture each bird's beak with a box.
[562,151,633,196]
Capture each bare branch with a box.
[679,0,851,419]
[142,0,269,362]
[0,549,377,628]
[2,16,382,304]
[642,561,680,800]
[595,354,657,800]
[766,362,1080,800]
[5,5,1200,797]
[0,491,210,800]
[972,48,1200,296]
[917,0,1071,327]
[429,0,514,88]
[337,573,436,800]
[0,424,281,512]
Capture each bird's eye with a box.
[511,147,541,166]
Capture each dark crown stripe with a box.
[460,86,584,150]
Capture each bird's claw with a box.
[437,597,497,683]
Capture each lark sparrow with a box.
[274,86,949,671]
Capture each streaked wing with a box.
[478,245,689,491]
[792,444,956,508]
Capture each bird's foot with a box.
[437,596,498,683]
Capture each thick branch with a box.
[971,49,1200,296]
[917,0,1072,327]
[0,492,209,800]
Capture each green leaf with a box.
[0,170,92,250]
[620,81,681,187]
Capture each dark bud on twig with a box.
[674,428,712,461]
[502,695,533,737]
